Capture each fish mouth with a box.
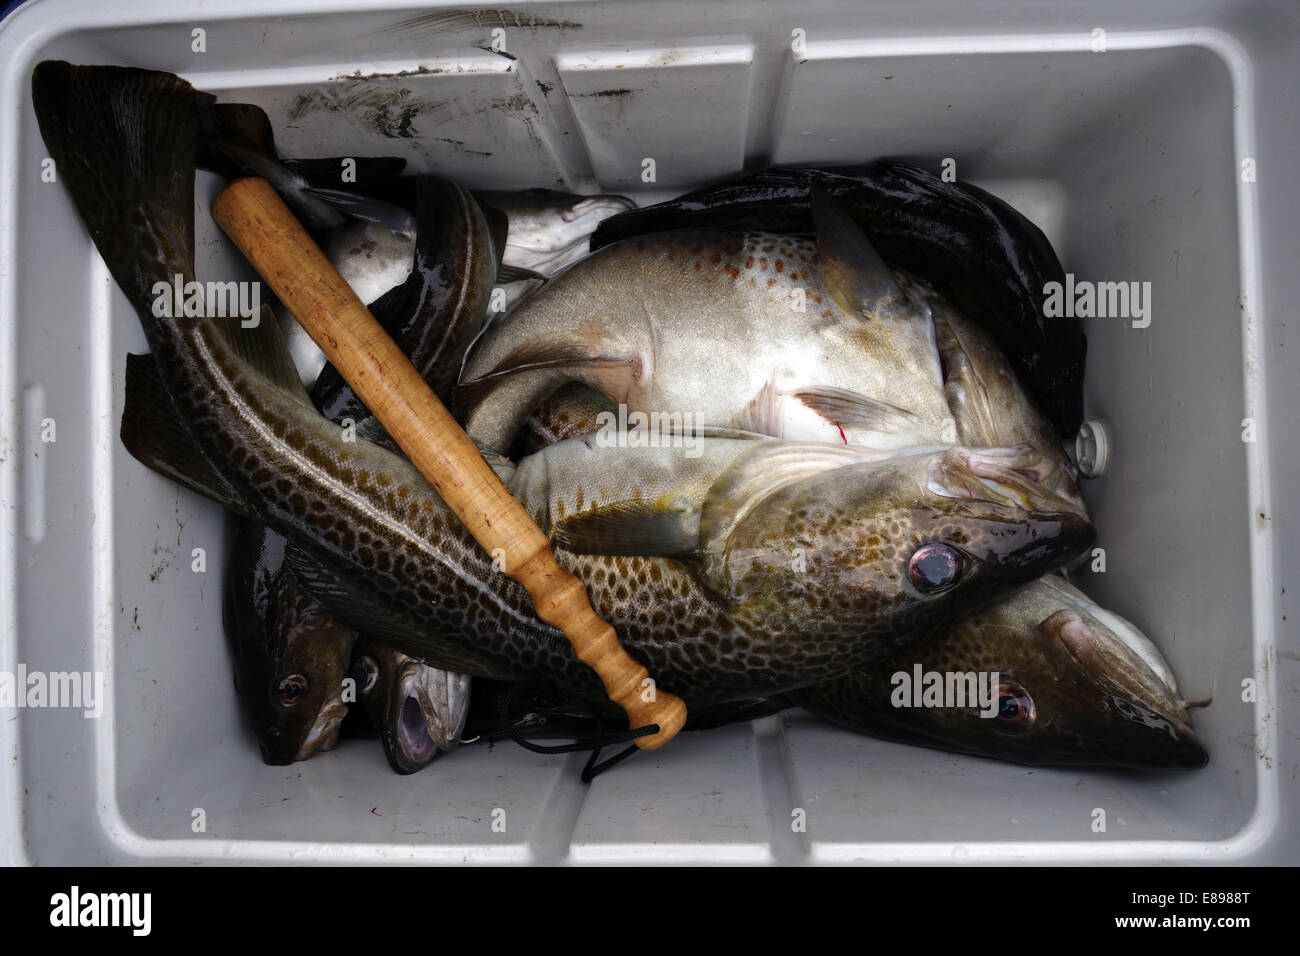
[928,446,1096,572]
[1105,691,1209,769]
[382,665,447,774]
[293,697,348,762]
[396,695,439,766]
[928,446,1082,515]
[380,693,438,775]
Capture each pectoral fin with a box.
[731,378,782,437]
[303,186,414,237]
[697,440,908,595]
[282,545,431,651]
[791,386,920,436]
[553,501,701,558]
[451,341,635,422]
[496,263,548,284]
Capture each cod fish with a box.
[222,520,358,764]
[456,191,957,456]
[351,639,472,774]
[37,62,1089,708]
[506,286,1086,516]
[793,575,1207,768]
[590,161,1084,438]
[489,435,1094,704]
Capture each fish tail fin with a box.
[32,61,214,312]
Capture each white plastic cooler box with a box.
[0,0,1295,865]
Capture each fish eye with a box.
[994,681,1035,734]
[276,674,307,707]
[907,543,962,593]
[351,656,379,696]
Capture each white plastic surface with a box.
[0,0,1295,865]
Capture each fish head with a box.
[355,641,471,775]
[235,598,355,767]
[224,529,358,766]
[717,445,1094,652]
[803,578,1207,769]
[258,609,355,765]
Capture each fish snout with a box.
[292,697,348,762]
[939,445,1085,518]
[1107,691,1210,769]
[1037,610,1208,768]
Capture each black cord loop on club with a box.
[496,680,660,782]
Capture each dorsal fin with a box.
[811,188,911,320]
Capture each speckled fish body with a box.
[794,575,1206,768]
[457,208,958,457]
[37,62,1090,709]
[271,433,1094,707]
[492,436,1094,704]
[590,162,1083,438]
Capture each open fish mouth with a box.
[392,662,472,757]
[928,446,1076,514]
[294,697,348,761]
[382,665,448,772]
[397,694,439,764]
